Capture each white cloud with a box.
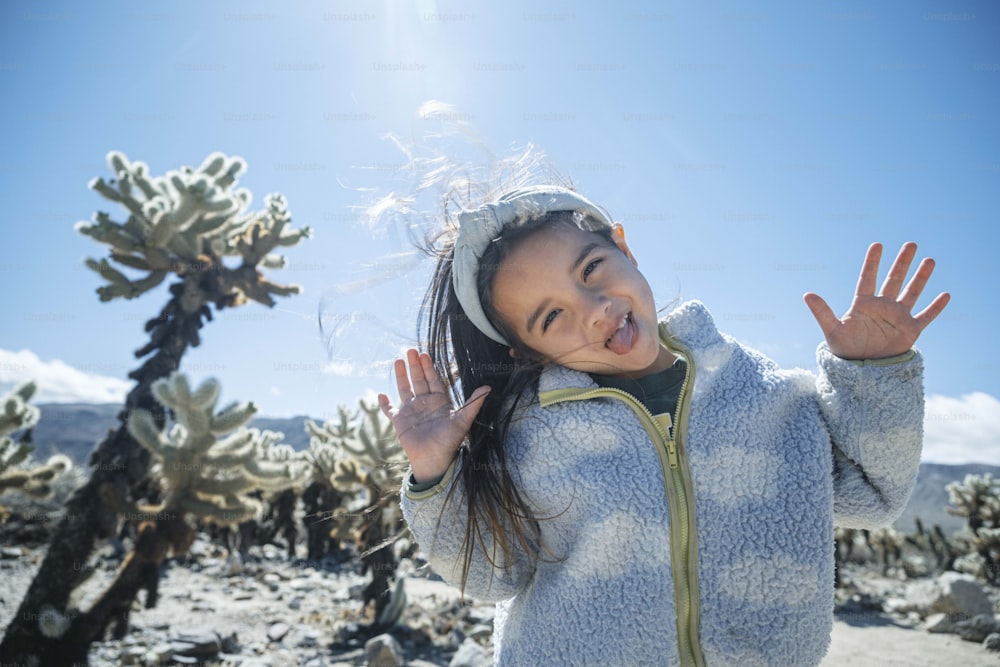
[0,349,130,404]
[923,392,1000,465]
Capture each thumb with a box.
[803,292,839,335]
[455,385,492,431]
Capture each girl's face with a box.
[490,222,674,378]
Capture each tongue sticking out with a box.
[606,315,635,355]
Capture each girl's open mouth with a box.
[605,312,635,355]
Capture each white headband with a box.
[452,185,614,346]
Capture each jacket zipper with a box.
[537,328,705,666]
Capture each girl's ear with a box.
[611,223,638,266]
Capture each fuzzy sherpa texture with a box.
[399,300,924,666]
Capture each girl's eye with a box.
[542,309,561,331]
[583,258,602,279]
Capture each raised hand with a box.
[803,242,950,360]
[377,348,491,484]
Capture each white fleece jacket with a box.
[399,300,923,666]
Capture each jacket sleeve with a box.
[399,454,539,603]
[814,343,924,529]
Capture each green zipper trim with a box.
[537,328,705,666]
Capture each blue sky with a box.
[1,1,998,463]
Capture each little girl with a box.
[377,185,949,666]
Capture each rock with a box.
[447,626,466,650]
[267,622,291,642]
[169,630,222,658]
[120,646,146,665]
[925,612,957,634]
[289,595,303,610]
[364,633,404,667]
[290,577,313,590]
[297,628,322,648]
[902,555,930,579]
[467,623,493,641]
[466,606,495,625]
[262,573,281,592]
[144,642,175,666]
[984,633,1000,651]
[955,614,1000,643]
[882,597,910,614]
[220,631,240,653]
[171,656,202,665]
[0,546,22,559]
[906,572,993,618]
[449,637,492,667]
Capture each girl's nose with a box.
[586,293,612,329]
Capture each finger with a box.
[898,257,934,310]
[420,352,447,394]
[855,243,883,296]
[803,292,840,335]
[878,242,917,299]
[394,358,414,403]
[914,292,951,331]
[455,385,492,432]
[377,393,396,421]
[407,348,431,395]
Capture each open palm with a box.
[804,242,950,360]
[377,348,490,483]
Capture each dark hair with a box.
[420,210,619,596]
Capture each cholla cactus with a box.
[76,151,310,305]
[305,406,355,482]
[947,473,1000,535]
[337,399,406,493]
[906,518,958,575]
[868,527,904,576]
[68,374,307,645]
[306,398,409,630]
[127,373,307,526]
[0,153,311,666]
[945,473,1000,582]
[0,382,72,501]
[301,407,355,560]
[0,382,41,472]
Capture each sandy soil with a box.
[823,615,998,666]
[2,540,998,666]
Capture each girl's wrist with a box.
[410,456,456,484]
